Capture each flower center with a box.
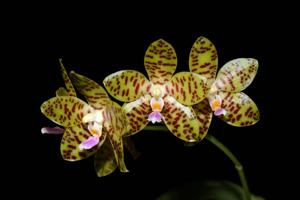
[82,109,104,136]
[82,110,103,124]
[209,95,227,116]
[148,85,166,123]
[79,109,104,150]
[151,85,162,99]
[148,97,164,123]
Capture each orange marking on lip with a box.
[211,100,221,111]
[90,128,98,134]
[152,101,161,111]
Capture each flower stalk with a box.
[144,125,251,200]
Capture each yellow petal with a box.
[163,96,200,142]
[192,98,213,139]
[167,72,208,105]
[70,71,111,109]
[103,101,129,172]
[144,39,177,84]
[189,36,218,86]
[59,59,76,96]
[41,96,93,127]
[122,95,151,136]
[213,58,258,92]
[215,91,260,126]
[60,125,107,161]
[103,70,150,102]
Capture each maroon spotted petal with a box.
[215,91,260,126]
[162,96,201,142]
[192,98,213,139]
[70,71,111,109]
[122,95,152,136]
[103,70,151,102]
[144,39,177,84]
[60,124,107,161]
[94,139,118,177]
[40,96,93,127]
[103,102,129,172]
[59,59,77,96]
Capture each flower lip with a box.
[209,95,227,116]
[214,108,227,116]
[148,111,163,123]
[79,136,100,150]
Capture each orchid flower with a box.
[189,37,260,137]
[41,60,132,176]
[41,59,78,134]
[103,39,209,142]
[69,70,142,175]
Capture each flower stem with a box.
[144,125,251,200]
[205,134,251,200]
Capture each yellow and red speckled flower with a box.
[103,39,209,142]
[189,37,260,138]
[41,60,133,176]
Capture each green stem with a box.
[205,134,251,200]
[144,125,251,200]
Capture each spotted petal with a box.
[212,58,258,92]
[215,91,260,126]
[56,87,68,96]
[103,70,150,102]
[60,124,107,161]
[122,95,151,136]
[41,96,93,127]
[59,59,76,96]
[189,36,218,85]
[144,39,177,84]
[94,139,117,177]
[70,71,111,109]
[104,102,128,172]
[163,96,200,142]
[192,98,213,139]
[167,72,208,105]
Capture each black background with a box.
[13,13,295,199]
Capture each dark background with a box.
[14,19,294,199]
